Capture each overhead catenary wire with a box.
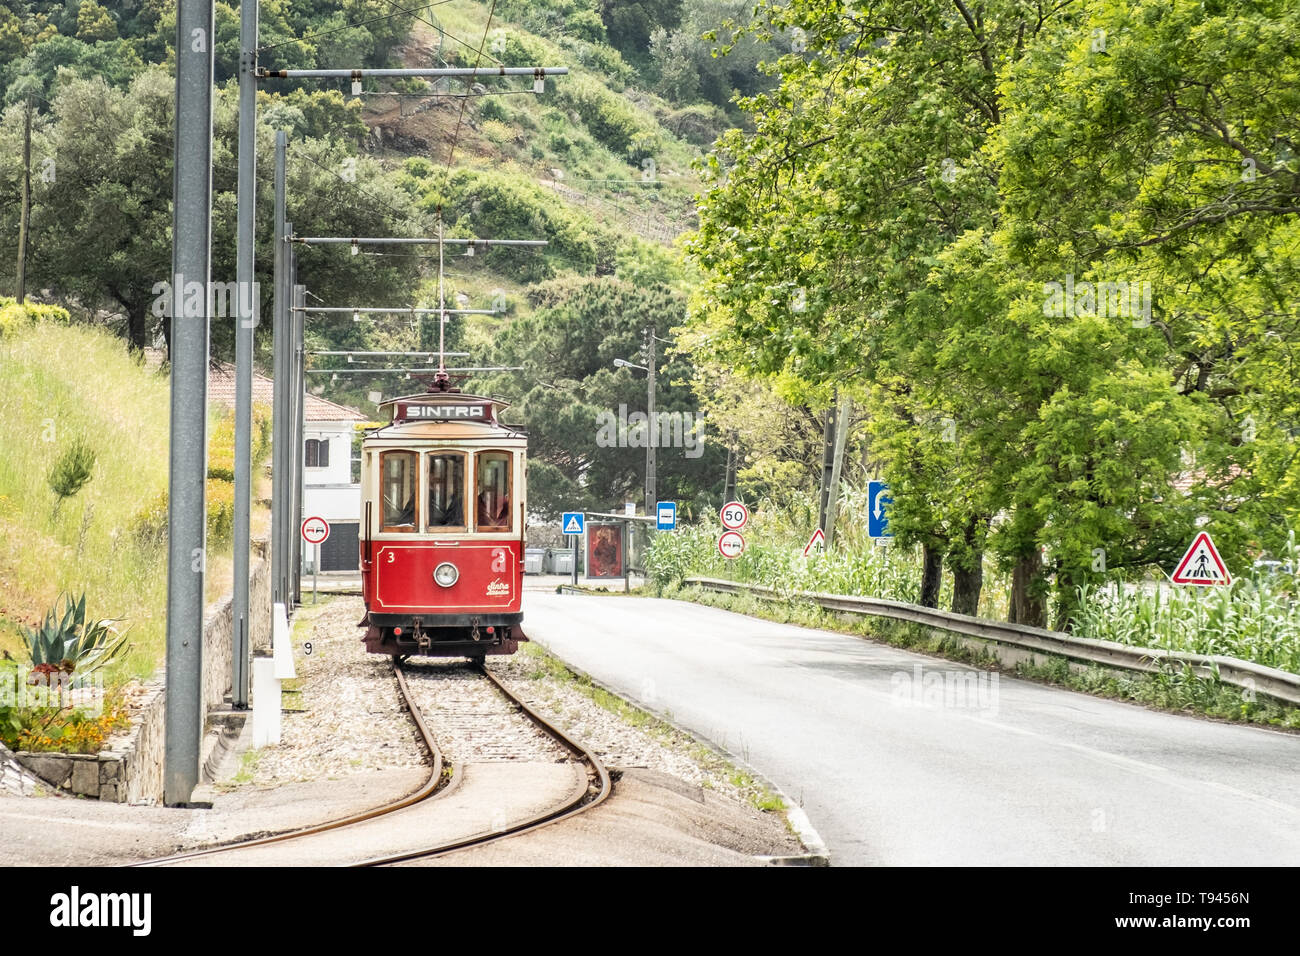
[256,0,459,55]
[445,0,499,171]
[307,366,524,374]
[295,307,499,315]
[375,0,504,65]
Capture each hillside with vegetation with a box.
[2,1,1297,707]
[0,0,789,520]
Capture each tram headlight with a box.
[433,562,459,588]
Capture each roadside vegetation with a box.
[644,498,1300,676]
[0,309,271,753]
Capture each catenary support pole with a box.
[231,0,258,709]
[15,97,31,305]
[164,0,215,807]
[645,329,656,516]
[292,281,306,606]
[270,132,287,609]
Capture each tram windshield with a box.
[380,451,418,531]
[427,453,466,529]
[475,451,512,531]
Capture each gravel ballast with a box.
[230,597,427,788]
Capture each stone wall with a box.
[15,539,272,803]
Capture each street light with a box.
[613,329,657,514]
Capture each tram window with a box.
[380,451,417,532]
[427,453,465,529]
[475,451,512,531]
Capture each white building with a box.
[301,394,367,571]
[208,362,367,572]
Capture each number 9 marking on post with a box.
[303,642,313,656]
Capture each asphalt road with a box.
[522,592,1300,866]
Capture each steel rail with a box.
[685,577,1300,707]
[136,660,611,866]
[133,662,445,866]
[355,663,611,866]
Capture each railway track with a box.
[136,659,610,867]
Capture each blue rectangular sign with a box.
[562,512,585,536]
[868,481,892,538]
[656,501,676,531]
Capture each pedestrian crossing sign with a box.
[562,512,585,536]
[1171,532,1231,586]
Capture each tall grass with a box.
[645,491,1299,675]
[0,323,171,681]
[644,494,928,605]
[1072,577,1300,674]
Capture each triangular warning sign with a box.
[1171,532,1231,586]
[563,515,583,535]
[803,528,826,557]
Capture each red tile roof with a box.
[207,360,365,422]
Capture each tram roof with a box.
[368,389,524,438]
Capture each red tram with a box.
[359,373,527,660]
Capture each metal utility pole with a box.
[645,328,656,516]
[292,282,306,606]
[817,393,838,535]
[15,97,31,304]
[270,132,287,609]
[164,0,215,807]
[824,395,852,548]
[231,0,258,709]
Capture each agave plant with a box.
[21,593,128,680]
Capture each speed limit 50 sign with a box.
[720,501,749,531]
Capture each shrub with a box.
[0,302,28,337]
[47,437,96,515]
[206,478,235,548]
[481,119,514,146]
[553,75,661,161]
[662,104,731,147]
[478,98,509,123]
[130,479,236,549]
[0,298,71,336]
[130,489,168,549]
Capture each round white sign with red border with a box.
[301,516,330,545]
[718,530,746,559]
[720,501,749,531]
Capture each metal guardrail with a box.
[684,577,1300,708]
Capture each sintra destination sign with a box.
[396,402,492,422]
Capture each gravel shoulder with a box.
[221,596,428,789]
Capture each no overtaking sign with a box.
[301,516,330,545]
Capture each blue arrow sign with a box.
[868,481,892,538]
[656,501,676,531]
[562,512,585,536]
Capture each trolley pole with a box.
[270,132,287,609]
[164,0,215,806]
[231,0,258,709]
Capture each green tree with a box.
[75,1,115,42]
